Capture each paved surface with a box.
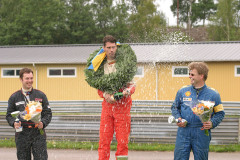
[1,148,240,160]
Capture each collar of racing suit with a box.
[192,84,206,96]
[21,87,33,96]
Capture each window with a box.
[172,66,189,77]
[135,66,144,77]
[1,68,21,78]
[235,65,240,77]
[48,68,76,77]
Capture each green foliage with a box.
[192,0,217,26]
[66,0,96,44]
[171,0,217,27]
[0,0,67,45]
[0,138,15,147]
[0,0,189,45]
[128,0,166,42]
[171,0,191,25]
[108,1,130,42]
[91,0,114,41]
[84,44,137,94]
[208,0,240,41]
[209,144,240,152]
[0,0,215,44]
[91,0,130,42]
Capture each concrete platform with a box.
[1,148,240,160]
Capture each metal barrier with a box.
[1,100,240,115]
[1,101,240,145]
[0,115,239,145]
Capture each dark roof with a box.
[0,41,240,64]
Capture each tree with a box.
[208,0,240,41]
[66,0,96,44]
[234,0,240,27]
[91,0,114,42]
[128,0,166,42]
[91,0,131,43]
[171,0,192,27]
[128,0,141,13]
[170,0,217,27]
[192,0,217,26]
[0,0,67,45]
[108,0,130,42]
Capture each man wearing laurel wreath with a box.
[85,35,136,160]
[171,62,225,160]
[6,68,52,160]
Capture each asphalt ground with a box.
[1,148,240,160]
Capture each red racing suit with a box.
[98,82,135,160]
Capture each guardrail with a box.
[1,101,239,145]
[0,115,239,145]
[1,100,240,115]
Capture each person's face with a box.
[103,42,117,60]
[20,72,33,90]
[189,69,204,87]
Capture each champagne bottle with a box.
[113,92,124,100]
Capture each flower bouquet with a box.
[191,100,215,136]
[20,101,44,135]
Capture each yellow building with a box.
[0,42,240,102]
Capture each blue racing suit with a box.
[171,84,225,160]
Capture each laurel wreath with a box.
[84,44,137,94]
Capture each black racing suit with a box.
[6,88,52,160]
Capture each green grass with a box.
[1,139,240,152]
[0,138,16,148]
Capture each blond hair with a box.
[188,62,209,81]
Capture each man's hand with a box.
[37,121,44,129]
[104,93,115,104]
[14,121,21,129]
[203,121,212,130]
[176,118,186,128]
[122,89,130,97]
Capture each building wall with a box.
[0,64,101,101]
[157,62,190,100]
[132,61,240,101]
[0,64,36,101]
[36,64,100,101]
[155,61,240,101]
[132,63,157,100]
[207,62,240,102]
[1,62,240,101]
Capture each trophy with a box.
[11,111,22,132]
[168,115,187,125]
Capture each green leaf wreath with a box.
[84,44,137,94]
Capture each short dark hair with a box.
[19,68,33,79]
[103,35,116,46]
[188,62,209,81]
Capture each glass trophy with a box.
[168,115,187,125]
[11,111,23,132]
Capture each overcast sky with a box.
[156,0,176,26]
